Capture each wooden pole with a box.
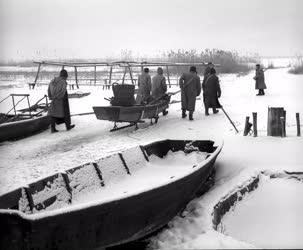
[128,65,134,84]
[296,113,301,137]
[11,96,17,116]
[74,66,79,89]
[252,112,257,137]
[94,66,97,86]
[33,63,41,89]
[243,116,251,136]
[166,65,171,88]
[26,96,31,117]
[221,107,239,133]
[109,65,113,86]
[122,67,127,84]
[280,116,286,137]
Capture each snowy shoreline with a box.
[0,67,303,248]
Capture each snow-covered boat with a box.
[93,96,170,131]
[0,139,222,250]
[0,94,51,142]
[0,114,51,142]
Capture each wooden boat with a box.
[0,139,223,250]
[0,94,50,142]
[93,96,170,131]
[0,114,51,142]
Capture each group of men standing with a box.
[136,67,169,115]
[47,62,266,133]
[136,62,222,121]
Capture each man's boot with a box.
[256,90,262,96]
[182,109,187,118]
[205,108,209,116]
[213,108,219,114]
[189,112,193,121]
[51,117,58,133]
[163,110,168,116]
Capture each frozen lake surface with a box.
[220,176,303,248]
[1,66,303,249]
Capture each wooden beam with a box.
[33,63,41,89]
[94,65,97,86]
[166,65,171,88]
[74,66,79,89]
[109,65,113,85]
[296,113,301,137]
[122,67,127,84]
[128,65,134,84]
[252,112,258,137]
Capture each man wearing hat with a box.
[202,62,214,86]
[48,69,75,133]
[179,66,201,120]
[151,67,168,115]
[202,68,221,116]
[136,67,152,104]
[253,64,266,96]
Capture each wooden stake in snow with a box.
[280,116,286,137]
[243,116,252,136]
[267,107,286,136]
[252,112,258,137]
[296,113,301,137]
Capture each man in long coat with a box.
[179,66,201,120]
[48,69,75,133]
[253,64,266,96]
[202,68,221,116]
[136,68,152,104]
[152,67,168,115]
[202,62,214,86]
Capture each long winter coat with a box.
[254,68,267,90]
[202,74,222,109]
[202,66,212,85]
[136,73,152,104]
[47,77,69,118]
[151,74,167,99]
[179,73,201,112]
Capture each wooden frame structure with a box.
[31,60,220,89]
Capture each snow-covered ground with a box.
[0,67,303,248]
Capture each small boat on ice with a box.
[0,94,50,142]
[0,139,222,250]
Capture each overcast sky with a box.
[0,0,302,61]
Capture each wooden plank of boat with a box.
[0,114,51,142]
[0,139,223,250]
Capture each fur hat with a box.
[144,68,149,73]
[189,66,197,73]
[210,68,216,74]
[157,67,163,74]
[59,69,68,78]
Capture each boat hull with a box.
[0,115,51,142]
[0,140,222,250]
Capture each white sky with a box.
[0,0,302,61]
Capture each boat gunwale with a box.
[0,113,49,127]
[0,139,223,221]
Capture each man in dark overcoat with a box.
[253,64,266,96]
[202,62,214,86]
[152,67,168,115]
[136,68,152,104]
[202,68,221,116]
[179,66,201,120]
[48,69,75,133]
